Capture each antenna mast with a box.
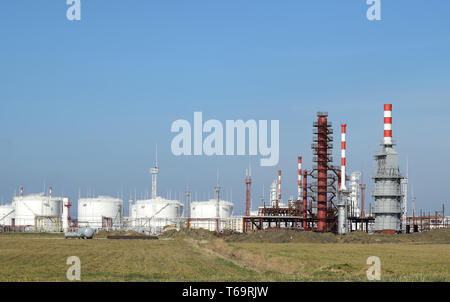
[150,144,159,199]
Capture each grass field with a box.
[0,231,449,282]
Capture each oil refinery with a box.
[0,104,448,235]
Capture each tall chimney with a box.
[340,124,347,190]
[384,104,393,146]
[277,170,282,204]
[298,157,302,201]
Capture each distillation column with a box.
[311,112,334,232]
[373,104,404,233]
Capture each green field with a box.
[0,231,449,282]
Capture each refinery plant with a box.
[0,104,448,236]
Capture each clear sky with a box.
[0,1,449,217]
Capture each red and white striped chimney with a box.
[298,157,302,201]
[384,104,393,145]
[340,124,347,190]
[278,170,282,202]
[20,186,23,197]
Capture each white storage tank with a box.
[13,193,63,231]
[134,196,183,233]
[77,196,123,229]
[190,199,234,231]
[0,204,15,226]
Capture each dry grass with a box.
[227,242,450,281]
[0,231,449,282]
[0,235,257,282]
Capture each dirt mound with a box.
[339,229,450,244]
[158,228,217,241]
[96,230,146,239]
[338,231,374,244]
[399,229,450,244]
[159,228,450,244]
[224,229,339,244]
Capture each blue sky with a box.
[0,1,449,216]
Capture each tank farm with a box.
[0,104,448,235]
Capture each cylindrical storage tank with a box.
[129,202,137,228]
[62,198,69,232]
[0,204,15,226]
[14,194,63,231]
[77,196,123,229]
[190,199,234,231]
[135,197,183,233]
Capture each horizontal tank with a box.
[14,193,63,229]
[134,196,183,232]
[0,204,15,226]
[190,199,234,231]
[78,196,123,229]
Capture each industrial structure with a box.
[0,187,69,232]
[0,204,15,228]
[242,112,345,233]
[0,104,448,235]
[127,151,184,233]
[189,199,234,231]
[77,196,123,229]
[372,104,404,234]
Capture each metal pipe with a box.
[360,184,366,218]
[245,169,251,216]
[302,170,307,230]
[186,191,191,229]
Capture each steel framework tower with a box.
[311,112,338,232]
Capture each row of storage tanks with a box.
[129,197,234,233]
[0,191,234,233]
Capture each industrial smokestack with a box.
[277,170,281,203]
[340,124,347,190]
[245,168,252,216]
[373,103,402,233]
[49,187,53,198]
[384,104,393,146]
[302,170,308,230]
[298,157,302,201]
[360,184,366,218]
[20,186,23,197]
